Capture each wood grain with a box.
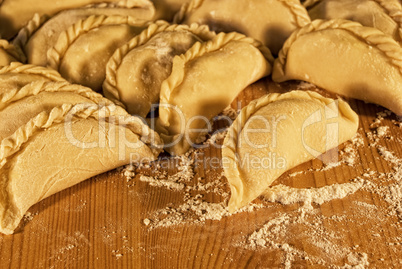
[0,78,401,268]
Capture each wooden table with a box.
[0,78,401,268]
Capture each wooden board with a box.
[0,78,401,268]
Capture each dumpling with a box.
[13,1,155,66]
[47,15,149,91]
[0,40,25,66]
[155,32,273,155]
[304,0,402,42]
[0,103,162,234]
[174,0,311,54]
[222,90,359,211]
[152,0,191,21]
[103,21,216,117]
[272,19,402,116]
[0,62,66,94]
[0,81,115,141]
[0,0,154,39]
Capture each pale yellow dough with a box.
[47,15,148,91]
[0,0,154,39]
[272,19,402,116]
[304,0,402,42]
[0,103,162,234]
[222,91,359,212]
[0,62,66,94]
[174,0,311,54]
[103,21,216,117]
[156,32,273,155]
[12,1,155,67]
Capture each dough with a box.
[0,0,154,39]
[304,0,402,42]
[272,19,402,116]
[103,21,216,117]
[13,1,155,66]
[0,62,66,94]
[0,40,25,66]
[0,81,115,141]
[174,0,310,54]
[47,15,148,91]
[152,0,191,21]
[222,90,359,211]
[156,32,273,155]
[0,103,163,234]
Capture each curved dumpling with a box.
[0,0,154,39]
[13,1,155,66]
[222,90,359,211]
[103,21,216,117]
[156,32,273,155]
[0,81,115,141]
[174,0,311,54]
[0,62,66,94]
[0,103,162,234]
[304,0,402,42]
[272,19,402,116]
[47,15,148,91]
[0,40,25,66]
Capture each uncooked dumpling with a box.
[156,32,273,155]
[222,90,359,211]
[0,0,154,39]
[0,62,66,94]
[0,103,162,234]
[47,15,148,91]
[0,81,115,141]
[272,19,402,116]
[13,1,155,66]
[0,40,25,66]
[174,0,311,54]
[103,21,216,117]
[304,0,402,42]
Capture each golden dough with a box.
[272,19,402,116]
[0,62,66,94]
[174,0,310,54]
[156,32,272,155]
[222,91,359,211]
[47,15,148,91]
[152,0,191,21]
[0,40,25,66]
[304,0,402,42]
[103,21,216,117]
[12,1,155,66]
[0,0,154,39]
[0,103,162,234]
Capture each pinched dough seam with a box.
[0,39,26,62]
[303,0,402,41]
[221,90,355,209]
[0,62,65,81]
[276,19,402,78]
[0,81,112,109]
[174,0,311,27]
[103,20,215,102]
[11,0,154,52]
[47,14,146,71]
[157,31,273,134]
[0,104,162,169]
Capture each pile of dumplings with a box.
[0,0,401,234]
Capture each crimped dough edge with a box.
[0,39,26,63]
[0,81,113,110]
[222,90,359,211]
[103,20,216,104]
[46,14,148,71]
[173,0,311,27]
[273,19,402,82]
[0,62,65,81]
